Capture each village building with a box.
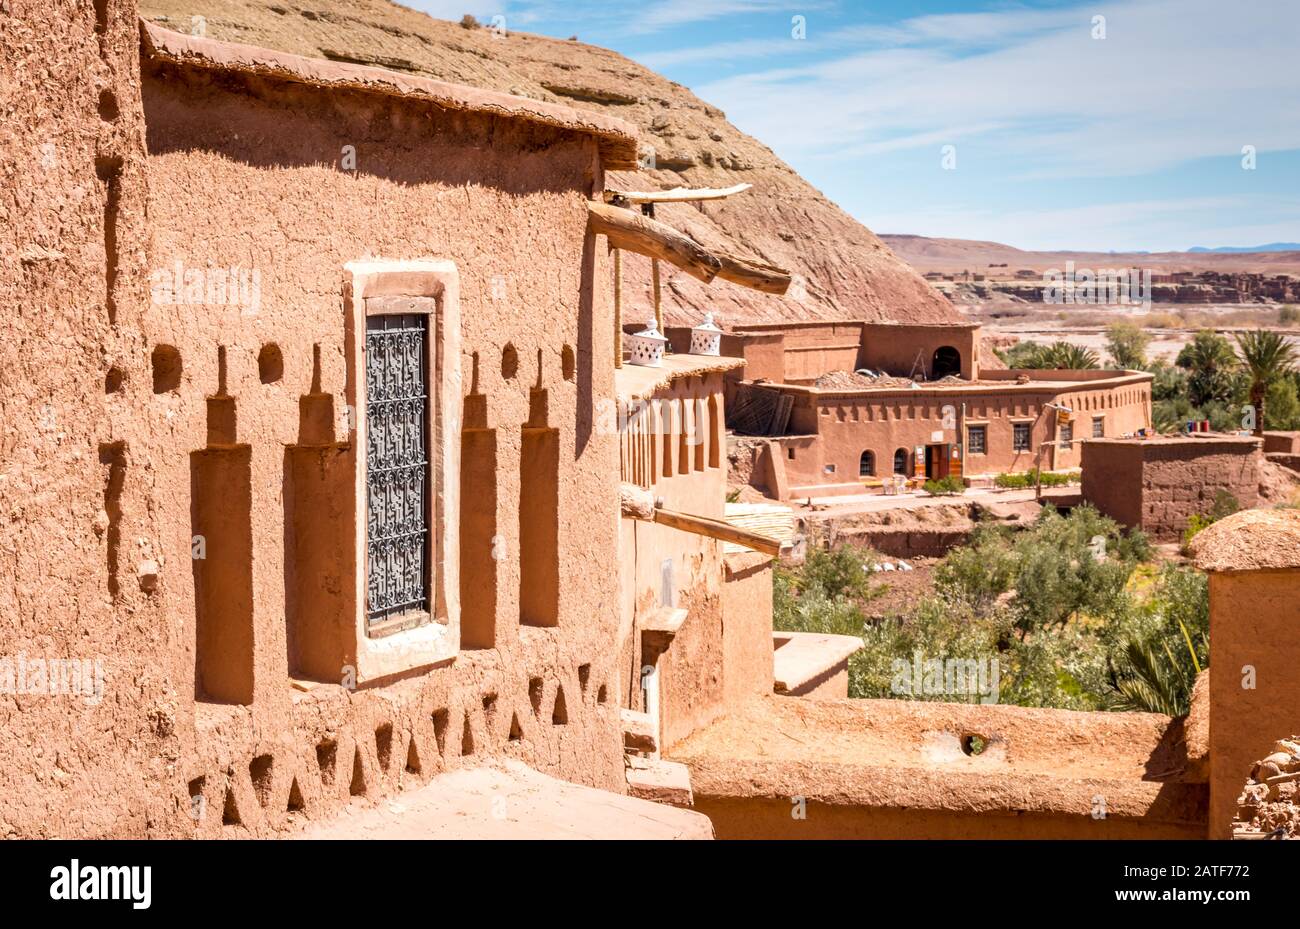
[4,3,1299,842]
[718,322,1153,500]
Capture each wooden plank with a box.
[587,201,721,284]
[604,183,752,204]
[651,507,783,556]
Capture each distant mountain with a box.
[1188,243,1300,253]
[879,234,1300,275]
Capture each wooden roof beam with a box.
[603,183,752,204]
[587,201,721,284]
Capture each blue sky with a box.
[409,0,1299,252]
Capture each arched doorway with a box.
[932,346,961,379]
[893,448,909,474]
[859,450,875,477]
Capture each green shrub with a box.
[923,475,966,496]
[993,469,1080,489]
[773,507,1196,712]
[1180,490,1240,554]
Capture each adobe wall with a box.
[858,322,980,381]
[672,696,1208,839]
[615,372,729,752]
[138,58,630,834]
[720,331,784,386]
[1264,431,1300,454]
[721,552,775,708]
[1082,437,1262,542]
[1,8,642,836]
[1190,511,1300,839]
[0,0,176,837]
[732,322,864,384]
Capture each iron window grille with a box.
[968,425,987,454]
[365,313,430,628]
[1013,422,1031,452]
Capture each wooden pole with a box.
[652,258,663,334]
[650,507,783,557]
[614,248,623,369]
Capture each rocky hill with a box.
[138,0,961,329]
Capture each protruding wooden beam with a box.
[587,201,721,284]
[651,507,783,557]
[604,183,753,204]
[714,250,793,296]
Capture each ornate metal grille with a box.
[365,313,430,627]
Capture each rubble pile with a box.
[1233,737,1300,839]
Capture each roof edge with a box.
[139,20,640,169]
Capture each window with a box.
[893,448,909,474]
[1092,416,1105,438]
[1060,421,1073,449]
[787,447,795,460]
[824,464,837,475]
[968,425,987,454]
[1013,422,1031,452]
[859,450,875,477]
[365,313,431,629]
[339,260,461,686]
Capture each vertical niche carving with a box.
[284,344,352,682]
[460,353,498,649]
[519,385,559,628]
[191,347,255,704]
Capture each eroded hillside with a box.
[139,0,961,329]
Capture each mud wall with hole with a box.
[0,0,178,838]
[137,55,626,836]
[0,2,629,837]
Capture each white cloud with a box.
[695,0,1300,179]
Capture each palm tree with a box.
[1041,341,1100,370]
[1177,329,1239,407]
[1234,330,1298,436]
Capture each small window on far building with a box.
[1060,421,1073,450]
[1013,422,1031,452]
[1092,416,1105,438]
[787,447,796,460]
[968,425,987,454]
[893,448,909,474]
[859,450,875,477]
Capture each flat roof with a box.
[772,370,1153,399]
[141,21,640,169]
[1085,433,1261,448]
[614,352,744,401]
[672,694,1204,822]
